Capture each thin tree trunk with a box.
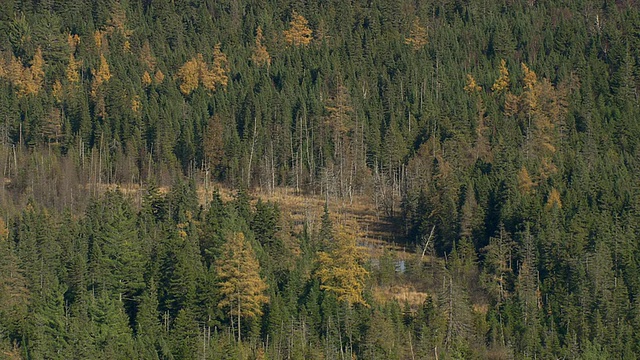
[247,117,258,188]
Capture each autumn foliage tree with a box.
[251,26,270,67]
[91,53,111,98]
[316,226,369,307]
[491,59,510,94]
[178,46,228,95]
[216,232,269,341]
[66,53,81,84]
[1,47,45,97]
[283,11,312,46]
[405,18,428,50]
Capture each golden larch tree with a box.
[177,57,200,95]
[178,48,228,95]
[52,80,63,103]
[5,51,44,97]
[142,71,152,88]
[216,232,269,341]
[517,166,535,194]
[154,69,165,84]
[464,74,482,94]
[0,217,8,241]
[213,50,228,85]
[30,47,45,88]
[284,11,313,46]
[205,44,229,91]
[67,33,80,53]
[316,226,369,307]
[198,56,216,91]
[503,92,520,117]
[94,30,107,52]
[251,26,271,67]
[66,53,81,83]
[91,53,112,98]
[492,59,510,94]
[546,187,562,210]
[131,95,141,115]
[405,18,428,50]
[6,56,25,92]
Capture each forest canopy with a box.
[1,0,640,359]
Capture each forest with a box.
[1,0,640,358]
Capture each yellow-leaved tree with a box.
[91,53,112,98]
[3,48,45,97]
[316,226,369,307]
[52,80,63,103]
[202,44,228,91]
[178,47,228,95]
[216,232,269,341]
[405,18,428,50]
[546,187,562,210]
[142,71,152,88]
[67,33,80,53]
[464,74,482,94]
[177,57,200,95]
[283,11,313,46]
[154,69,165,84]
[30,47,45,89]
[491,59,510,94]
[517,166,535,195]
[66,53,81,83]
[251,26,271,67]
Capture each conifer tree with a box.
[463,74,482,94]
[491,59,510,94]
[517,166,535,194]
[316,226,368,307]
[177,57,200,95]
[141,71,152,88]
[405,18,428,50]
[545,187,562,210]
[216,232,269,341]
[251,26,270,68]
[91,53,111,98]
[283,11,313,46]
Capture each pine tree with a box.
[216,232,269,341]
[135,282,169,359]
[0,218,29,345]
[203,115,225,175]
[86,192,145,324]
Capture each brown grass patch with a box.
[372,285,429,308]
